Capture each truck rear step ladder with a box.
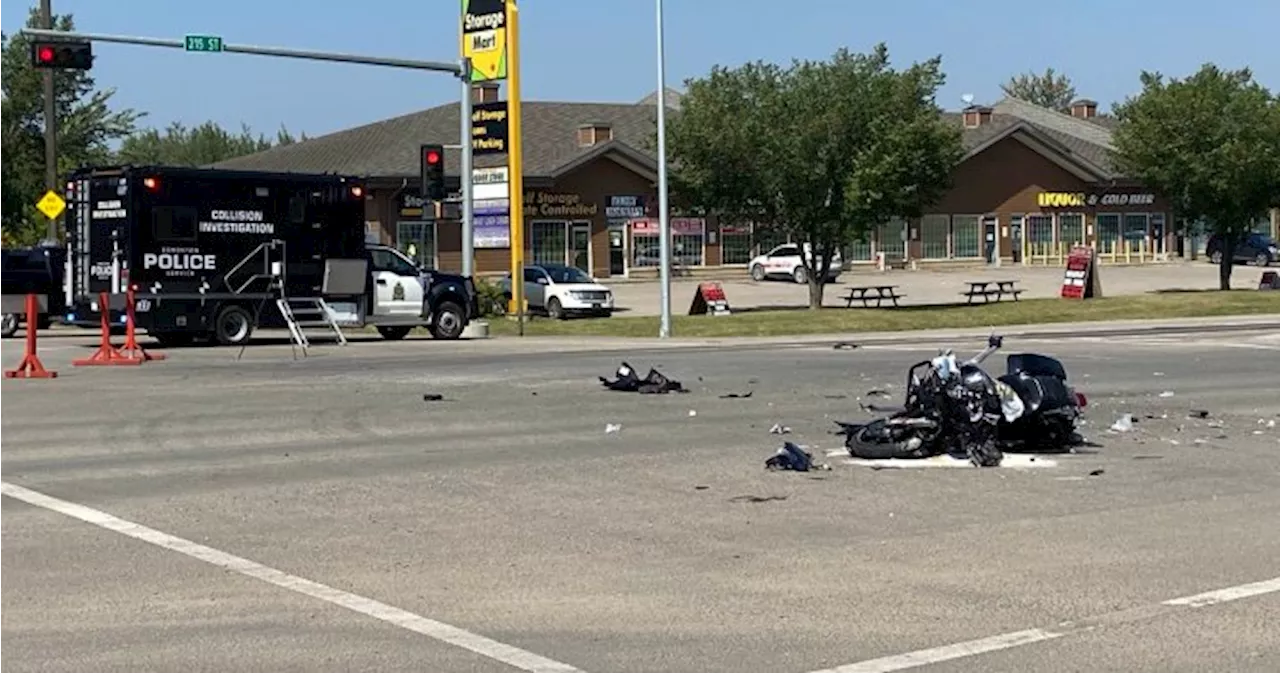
[276,297,348,353]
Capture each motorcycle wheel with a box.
[846,419,935,460]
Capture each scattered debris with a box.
[765,442,829,472]
[422,393,445,402]
[1110,414,1135,433]
[694,485,709,491]
[866,389,893,398]
[599,362,689,394]
[1133,455,1164,460]
[688,410,698,417]
[1158,391,1175,398]
[823,394,848,400]
[769,423,792,435]
[605,423,622,434]
[833,342,859,350]
[729,494,789,503]
[1089,469,1106,476]
[1153,372,1165,377]
[1189,409,1210,419]
[719,391,754,399]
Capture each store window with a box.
[1123,213,1149,243]
[1027,214,1055,244]
[951,214,982,258]
[630,218,706,267]
[395,221,437,269]
[720,225,753,265]
[1058,213,1085,246]
[843,235,873,262]
[1096,213,1121,253]
[876,218,908,260]
[920,214,949,259]
[528,221,567,266]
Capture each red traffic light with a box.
[425,149,441,165]
[30,40,93,70]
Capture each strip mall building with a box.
[216,86,1279,278]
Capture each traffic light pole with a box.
[40,0,58,243]
[459,60,475,279]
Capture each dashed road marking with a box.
[1,481,587,673]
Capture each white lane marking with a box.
[807,629,1065,673]
[842,454,1059,469]
[807,575,1280,673]
[0,481,586,673]
[1161,577,1280,607]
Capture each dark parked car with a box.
[1206,233,1277,266]
[2,243,65,338]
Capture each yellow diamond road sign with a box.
[36,190,66,220]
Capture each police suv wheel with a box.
[792,267,808,284]
[1,313,18,338]
[750,265,766,282]
[214,305,253,346]
[430,301,465,340]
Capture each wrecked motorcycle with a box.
[599,362,689,394]
[835,335,1087,467]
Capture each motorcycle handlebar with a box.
[964,336,1003,367]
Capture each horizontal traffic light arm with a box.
[18,28,465,76]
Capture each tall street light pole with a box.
[41,0,58,243]
[655,0,673,339]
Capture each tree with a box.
[117,121,306,166]
[666,44,963,308]
[2,6,142,246]
[1001,67,1077,111]
[1111,64,1280,289]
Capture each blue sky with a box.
[4,0,1277,140]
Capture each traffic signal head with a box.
[420,144,446,201]
[30,40,93,70]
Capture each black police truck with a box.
[64,165,477,346]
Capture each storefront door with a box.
[983,216,998,264]
[570,223,591,274]
[608,225,626,276]
[1010,219,1023,264]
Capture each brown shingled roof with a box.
[211,100,664,179]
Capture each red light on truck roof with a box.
[350,185,364,198]
[142,177,159,191]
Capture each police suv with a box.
[64,165,477,346]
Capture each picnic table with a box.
[843,284,905,308]
[962,279,1022,304]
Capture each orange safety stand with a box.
[118,288,165,362]
[4,293,58,379]
[73,291,140,366]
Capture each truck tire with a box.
[377,326,412,341]
[430,301,466,340]
[1,313,18,338]
[213,305,254,346]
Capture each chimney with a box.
[962,105,993,129]
[471,82,501,104]
[576,122,613,147]
[1069,99,1098,119]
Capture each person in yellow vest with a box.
[405,242,418,265]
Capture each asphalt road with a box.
[3,328,1279,673]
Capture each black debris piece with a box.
[423,393,445,402]
[1089,469,1106,476]
[823,394,848,400]
[599,361,689,394]
[765,442,815,472]
[729,495,789,503]
[866,389,893,398]
[747,378,760,385]
[833,342,859,350]
[720,391,754,399]
[1189,409,1210,419]
[694,485,710,490]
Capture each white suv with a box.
[748,243,843,284]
